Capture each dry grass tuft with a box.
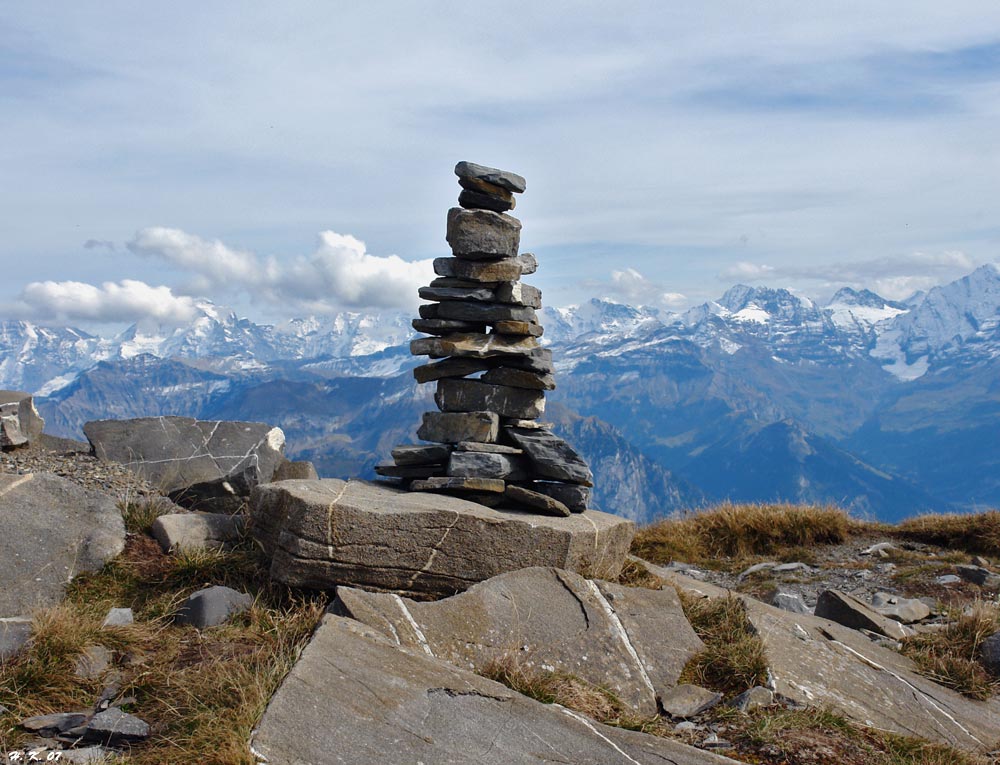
[900,601,1000,700]
[677,592,769,697]
[615,558,665,590]
[633,502,853,568]
[118,492,175,535]
[893,511,1000,557]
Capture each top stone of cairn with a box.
[454,161,527,194]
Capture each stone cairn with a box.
[376,161,593,517]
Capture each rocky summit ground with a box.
[2,434,1000,765]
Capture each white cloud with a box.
[595,268,687,308]
[720,262,776,280]
[14,279,198,323]
[128,226,435,312]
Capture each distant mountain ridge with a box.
[6,263,1000,521]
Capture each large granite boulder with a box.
[250,479,634,599]
[0,473,125,618]
[335,566,703,716]
[251,614,739,765]
[84,416,285,512]
[0,390,45,449]
[645,561,1000,751]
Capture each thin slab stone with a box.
[495,282,542,308]
[482,366,555,390]
[455,161,526,193]
[498,347,554,374]
[418,285,496,302]
[492,320,543,337]
[458,175,516,201]
[417,411,499,444]
[410,333,539,360]
[448,451,530,481]
[530,481,591,513]
[504,484,571,517]
[413,358,493,384]
[458,188,514,213]
[455,442,523,454]
[410,476,506,493]
[429,276,501,289]
[391,444,453,466]
[435,300,536,324]
[434,257,522,283]
[436,379,545,420]
[411,318,486,335]
[374,464,445,479]
[506,428,594,486]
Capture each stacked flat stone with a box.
[375,161,593,517]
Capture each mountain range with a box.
[4,263,999,523]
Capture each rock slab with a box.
[250,479,635,598]
[84,416,285,512]
[0,473,125,618]
[0,391,45,448]
[251,614,738,765]
[151,511,244,552]
[175,585,252,628]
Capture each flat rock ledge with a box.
[251,614,738,765]
[250,479,634,599]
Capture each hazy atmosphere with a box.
[5,2,1000,326]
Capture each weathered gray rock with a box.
[650,564,1000,750]
[660,685,723,718]
[771,591,811,614]
[271,459,319,481]
[250,479,635,598]
[482,366,555,390]
[436,379,545,420]
[448,450,530,481]
[336,567,703,717]
[80,707,150,745]
[493,319,544,337]
[174,585,252,628]
[506,427,594,486]
[501,346,555,374]
[815,590,912,639]
[871,592,931,623]
[150,511,245,553]
[84,416,285,512]
[435,300,537,324]
[434,256,522,282]
[391,444,452,465]
[936,574,962,584]
[412,317,487,335]
[73,644,112,679]
[516,251,538,274]
[495,281,542,308]
[861,542,899,557]
[956,564,1000,587]
[446,208,522,261]
[252,614,733,765]
[0,617,32,659]
[455,161,527,193]
[410,476,506,493]
[411,332,539,360]
[529,481,590,512]
[505,484,570,517]
[419,284,497,302]
[22,712,89,736]
[374,463,445,479]
[101,608,133,628]
[981,631,1000,675]
[413,357,493,384]
[455,441,522,454]
[417,411,499,444]
[0,473,125,618]
[459,188,514,213]
[0,390,45,448]
[729,686,774,712]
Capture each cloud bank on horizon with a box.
[3,2,1000,322]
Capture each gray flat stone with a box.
[374,463,445,479]
[504,484,570,517]
[496,281,541,308]
[411,332,539,360]
[391,444,453,466]
[0,617,32,659]
[417,411,499,444]
[660,684,723,718]
[81,707,150,745]
[412,318,487,335]
[436,379,545,419]
[454,161,527,193]
[771,591,811,614]
[729,686,774,712]
[0,390,45,448]
[419,284,497,302]
[84,416,285,512]
[150,511,245,553]
[482,366,555,390]
[174,585,252,629]
[434,256,522,283]
[101,608,133,627]
[871,592,931,623]
[448,450,530,481]
[434,300,537,324]
[336,567,704,717]
[506,427,593,486]
[528,481,591,512]
[252,614,733,765]
[22,712,89,736]
[250,479,635,599]
[455,442,522,454]
[815,590,912,639]
[0,473,125,618]
[408,476,506,493]
[271,459,319,481]
[413,357,493,384]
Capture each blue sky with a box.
[3,2,1000,326]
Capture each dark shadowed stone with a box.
[455,161,527,193]
[516,252,538,274]
[955,564,1000,587]
[150,511,245,552]
[84,416,285,512]
[1,617,32,659]
[815,590,911,639]
[0,473,125,618]
[252,615,731,765]
[411,332,539,360]
[981,631,1000,674]
[498,347,554,374]
[392,444,453,465]
[430,276,502,289]
[81,708,150,745]
[0,391,45,448]
[458,188,514,213]
[529,481,591,513]
[495,281,542,308]
[413,357,493,384]
[272,459,319,481]
[174,585,252,628]
[412,318,487,336]
[660,685,723,718]
[506,428,593,486]
[335,567,703,717]
[492,319,544,337]
[482,366,555,390]
[446,207,521,260]
[435,300,537,324]
[410,476,506,493]
[505,484,570,517]
[434,256,522,282]
[419,284,496,302]
[374,463,445,479]
[436,379,545,419]
[417,411,499,443]
[653,565,1000,750]
[250,479,635,598]
[448,451,530,481]
[458,175,516,201]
